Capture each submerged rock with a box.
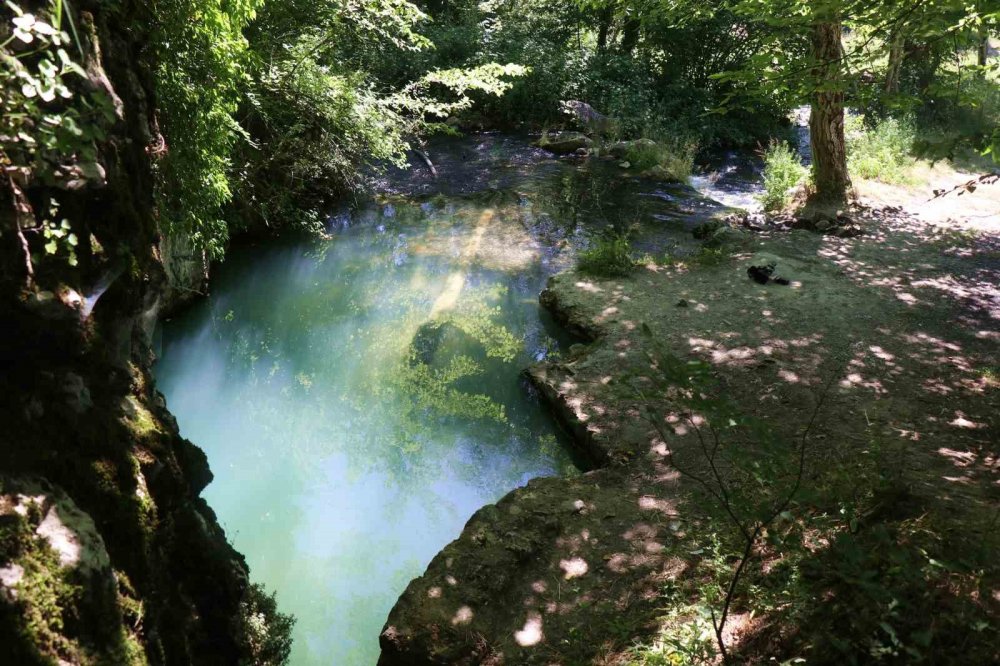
[410,320,480,367]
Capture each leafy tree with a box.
[152,0,264,258]
[709,0,998,203]
[229,0,525,233]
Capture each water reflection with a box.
[157,198,580,664]
[156,135,742,664]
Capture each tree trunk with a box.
[596,5,613,52]
[884,28,906,95]
[620,16,640,53]
[809,20,851,204]
[977,1,990,67]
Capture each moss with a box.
[113,571,149,666]
[90,459,121,496]
[122,396,161,439]
[126,453,158,543]
[5,528,87,663]
[0,513,33,563]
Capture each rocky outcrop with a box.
[378,272,686,665]
[378,466,682,666]
[159,231,209,313]
[0,2,285,663]
[606,138,657,160]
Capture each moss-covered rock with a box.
[536,132,593,155]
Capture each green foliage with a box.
[626,585,718,665]
[577,227,635,277]
[0,512,32,563]
[152,0,264,259]
[759,140,806,211]
[238,584,295,666]
[231,0,526,233]
[624,138,696,181]
[846,115,918,184]
[1,1,113,270]
[1,1,111,182]
[915,72,1000,164]
[374,0,785,148]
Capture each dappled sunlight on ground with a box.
[380,188,998,663]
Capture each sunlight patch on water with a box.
[157,198,577,664]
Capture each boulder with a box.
[607,138,657,160]
[536,132,593,155]
[559,100,615,134]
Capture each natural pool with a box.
[156,135,738,664]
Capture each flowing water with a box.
[155,134,753,665]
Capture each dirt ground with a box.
[378,177,1000,664]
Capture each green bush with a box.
[624,138,696,181]
[846,115,918,184]
[577,228,635,277]
[759,140,806,211]
[152,0,263,259]
[238,584,295,666]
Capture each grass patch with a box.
[846,115,919,184]
[625,138,697,181]
[759,140,807,211]
[577,227,636,277]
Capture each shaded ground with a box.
[379,194,999,663]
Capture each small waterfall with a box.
[792,105,813,165]
[82,265,124,318]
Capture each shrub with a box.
[625,138,697,181]
[759,140,807,211]
[846,115,917,184]
[238,584,295,666]
[577,227,635,277]
[915,72,1000,163]
[152,0,263,259]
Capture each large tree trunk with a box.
[620,16,641,53]
[809,20,851,204]
[884,27,906,95]
[596,5,614,51]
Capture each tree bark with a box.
[809,20,851,204]
[596,5,614,52]
[884,27,906,95]
[620,16,641,53]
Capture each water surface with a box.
[156,134,742,664]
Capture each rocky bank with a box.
[0,2,282,663]
[379,209,1000,663]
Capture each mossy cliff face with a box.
[0,2,277,663]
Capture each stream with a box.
[155,133,764,664]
